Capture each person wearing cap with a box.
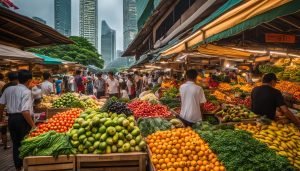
[251,73,300,126]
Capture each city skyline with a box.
[80,0,98,48]
[11,0,123,51]
[101,20,116,65]
[123,0,138,50]
[55,0,71,37]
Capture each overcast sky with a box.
[11,0,124,52]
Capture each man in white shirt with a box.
[0,70,35,171]
[179,69,207,126]
[106,72,120,98]
[41,72,54,95]
[157,72,164,84]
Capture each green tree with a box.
[28,36,104,68]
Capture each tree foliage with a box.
[28,36,104,68]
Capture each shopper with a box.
[179,69,207,126]
[106,72,120,98]
[55,77,63,95]
[1,71,18,93]
[251,73,300,126]
[41,72,54,95]
[0,72,18,150]
[120,84,129,99]
[0,73,5,94]
[75,70,85,93]
[94,73,106,99]
[157,72,164,85]
[0,70,35,171]
[86,71,94,95]
[127,75,135,99]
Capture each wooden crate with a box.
[76,152,147,171]
[23,155,76,171]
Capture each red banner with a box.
[0,0,19,9]
[265,33,296,43]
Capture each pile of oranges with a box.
[146,127,225,171]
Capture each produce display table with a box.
[23,155,76,171]
[76,152,147,171]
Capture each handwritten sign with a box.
[265,33,296,43]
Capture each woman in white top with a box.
[120,84,129,99]
[106,72,119,98]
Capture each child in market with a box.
[120,83,129,99]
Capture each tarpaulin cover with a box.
[199,0,300,47]
[162,0,292,56]
[137,0,154,30]
[197,44,251,59]
[34,53,63,65]
[0,44,41,61]
[192,0,243,32]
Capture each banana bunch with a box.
[253,122,300,169]
[277,66,300,82]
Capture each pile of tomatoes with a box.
[203,102,219,113]
[127,100,171,119]
[30,108,82,137]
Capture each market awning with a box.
[197,44,252,59]
[34,53,63,65]
[161,0,294,56]
[0,6,73,49]
[0,44,42,62]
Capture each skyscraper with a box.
[55,0,71,37]
[80,0,98,49]
[32,17,46,25]
[123,0,138,50]
[101,20,116,65]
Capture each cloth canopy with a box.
[197,44,252,59]
[161,0,293,56]
[0,44,42,62]
[34,53,63,65]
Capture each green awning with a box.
[194,0,300,47]
[34,53,63,65]
[137,0,154,30]
[192,0,243,32]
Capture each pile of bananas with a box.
[277,66,300,82]
[236,122,300,169]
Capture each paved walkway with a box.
[0,139,15,171]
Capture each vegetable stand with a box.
[21,91,300,171]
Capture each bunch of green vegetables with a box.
[198,128,294,171]
[162,87,179,98]
[137,118,172,137]
[160,87,180,108]
[259,64,284,74]
[20,131,74,158]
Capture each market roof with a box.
[0,6,73,49]
[0,44,42,62]
[161,0,299,56]
[122,0,175,57]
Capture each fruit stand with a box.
[19,66,300,171]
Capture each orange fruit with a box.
[161,163,167,169]
[171,149,178,155]
[191,161,197,167]
[167,162,173,168]
[152,159,158,164]
[197,160,203,166]
[219,166,225,171]
[189,166,195,171]
[165,158,170,163]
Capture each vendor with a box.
[251,73,300,126]
[179,69,207,126]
